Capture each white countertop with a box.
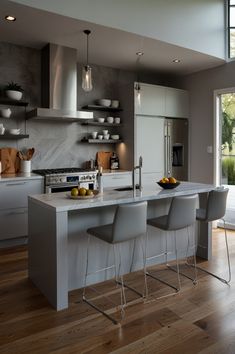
[29,182,214,212]
[0,172,43,182]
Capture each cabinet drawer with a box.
[103,173,132,188]
[0,208,28,240]
[0,179,43,210]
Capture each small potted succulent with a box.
[4,81,24,101]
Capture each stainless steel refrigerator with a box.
[164,118,188,180]
[135,115,188,184]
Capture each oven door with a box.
[46,182,95,193]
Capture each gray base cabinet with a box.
[0,179,43,240]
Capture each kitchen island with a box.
[28,182,214,310]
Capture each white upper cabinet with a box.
[134,83,189,118]
[135,83,165,116]
[165,87,189,118]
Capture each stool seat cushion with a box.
[147,215,168,230]
[196,208,206,221]
[87,224,113,244]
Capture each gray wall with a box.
[0,42,177,170]
[179,61,235,184]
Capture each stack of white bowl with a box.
[103,130,110,140]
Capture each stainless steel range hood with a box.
[27,44,93,121]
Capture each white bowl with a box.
[91,132,98,139]
[0,108,11,118]
[107,116,114,123]
[98,135,103,140]
[97,99,111,107]
[5,90,23,101]
[102,130,108,135]
[97,117,105,123]
[104,134,110,140]
[111,100,119,108]
[9,128,20,135]
[114,117,121,124]
[111,135,119,140]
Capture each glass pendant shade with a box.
[82,29,93,92]
[135,82,141,106]
[82,65,93,92]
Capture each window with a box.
[228,0,235,58]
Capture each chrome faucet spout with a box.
[133,156,143,192]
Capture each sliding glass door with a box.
[219,92,235,228]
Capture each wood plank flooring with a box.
[0,228,235,354]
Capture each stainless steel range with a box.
[33,168,97,193]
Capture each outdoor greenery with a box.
[222,93,235,151]
[222,157,235,185]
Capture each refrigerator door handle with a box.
[164,134,168,176]
[168,134,172,176]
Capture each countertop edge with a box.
[29,182,215,213]
[0,173,44,182]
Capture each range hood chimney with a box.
[27,44,93,120]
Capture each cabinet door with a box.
[135,83,165,116]
[0,179,43,210]
[103,173,132,188]
[135,116,165,175]
[0,208,28,240]
[165,88,189,118]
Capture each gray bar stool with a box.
[146,194,198,296]
[195,187,231,284]
[83,201,147,324]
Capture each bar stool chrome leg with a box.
[82,238,119,325]
[168,225,198,285]
[115,239,145,298]
[193,218,231,284]
[145,230,181,294]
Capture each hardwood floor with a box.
[1,228,235,354]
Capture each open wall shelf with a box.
[82,105,123,112]
[81,138,122,144]
[0,134,29,139]
[0,99,29,107]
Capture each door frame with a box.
[213,87,235,185]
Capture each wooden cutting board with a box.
[0,147,20,174]
[96,151,112,169]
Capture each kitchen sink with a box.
[115,185,140,191]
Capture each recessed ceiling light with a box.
[5,15,16,22]
[173,59,181,63]
[136,51,144,56]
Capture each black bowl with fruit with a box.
[157,177,180,189]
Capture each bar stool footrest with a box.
[187,264,230,285]
[167,264,197,284]
[146,271,180,292]
[83,296,119,325]
[115,280,143,297]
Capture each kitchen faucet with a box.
[132,156,143,192]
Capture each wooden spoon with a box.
[26,148,35,160]
[17,151,26,160]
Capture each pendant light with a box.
[135,51,144,106]
[82,29,93,92]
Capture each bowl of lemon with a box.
[67,187,99,199]
[157,176,180,189]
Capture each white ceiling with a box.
[0,0,225,75]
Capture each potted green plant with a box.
[4,81,23,101]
